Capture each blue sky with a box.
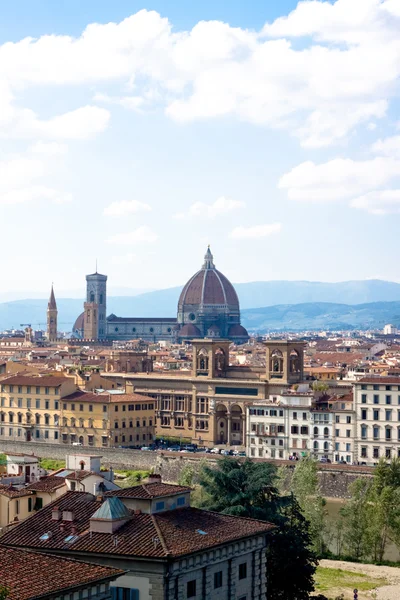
[1,0,400,299]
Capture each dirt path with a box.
[320,559,400,600]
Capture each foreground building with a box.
[72,247,249,344]
[2,478,274,600]
[0,545,122,599]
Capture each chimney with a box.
[62,510,75,522]
[71,524,78,535]
[51,507,61,521]
[134,509,141,515]
[59,522,65,532]
[147,474,162,484]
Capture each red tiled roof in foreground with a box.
[1,491,274,559]
[357,376,400,384]
[0,545,122,600]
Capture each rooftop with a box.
[2,491,274,559]
[0,375,68,387]
[105,482,191,499]
[0,546,122,600]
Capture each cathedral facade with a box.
[73,248,249,343]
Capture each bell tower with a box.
[191,338,230,379]
[83,269,107,340]
[47,284,58,343]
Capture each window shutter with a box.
[110,589,117,600]
[130,590,139,600]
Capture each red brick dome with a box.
[179,324,201,338]
[228,324,249,338]
[73,312,84,332]
[178,247,239,310]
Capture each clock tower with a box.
[47,285,58,343]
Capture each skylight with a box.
[64,534,78,543]
[196,529,207,535]
[39,532,52,540]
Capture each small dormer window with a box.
[155,501,165,511]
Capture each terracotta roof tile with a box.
[2,491,273,559]
[25,477,66,493]
[0,545,122,600]
[105,482,191,499]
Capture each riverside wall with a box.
[0,440,372,499]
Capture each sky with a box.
[1,0,400,299]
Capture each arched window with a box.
[88,418,93,428]
[313,441,319,450]
[99,294,103,305]
[324,427,329,437]
[71,417,76,427]
[35,414,40,425]
[313,426,318,435]
[8,412,14,423]
[63,417,68,427]
[79,418,84,428]
[324,441,329,451]
[90,292,95,302]
[290,349,300,373]
[54,415,59,426]
[79,436,84,445]
[270,349,283,374]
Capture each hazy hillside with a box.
[2,279,400,331]
[241,301,400,332]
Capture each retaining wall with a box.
[0,440,372,499]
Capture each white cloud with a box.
[351,190,400,215]
[103,200,152,217]
[94,93,144,111]
[230,223,282,239]
[107,226,158,245]
[174,196,245,220]
[278,157,400,202]
[30,141,68,155]
[0,153,71,206]
[0,4,398,147]
[371,135,400,158]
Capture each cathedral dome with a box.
[178,247,239,311]
[179,323,201,338]
[73,312,84,334]
[228,324,249,338]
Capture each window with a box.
[373,395,380,404]
[346,443,351,452]
[361,425,367,439]
[361,446,367,458]
[361,409,367,420]
[373,409,380,420]
[386,395,392,405]
[45,400,49,410]
[373,385,379,391]
[54,401,58,410]
[293,412,298,420]
[335,442,339,451]
[103,405,107,412]
[28,497,32,512]
[346,430,351,438]
[386,409,392,421]
[71,404,75,411]
[214,571,223,589]
[386,447,392,459]
[373,426,380,440]
[17,398,22,408]
[386,427,392,441]
[346,416,351,424]
[80,404,84,412]
[177,496,186,506]
[155,501,165,511]
[373,447,379,459]
[187,580,196,598]
[89,404,93,412]
[15,500,19,515]
[239,562,247,580]
[361,394,367,404]
[335,415,340,423]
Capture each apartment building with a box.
[354,376,400,465]
[246,393,313,460]
[330,393,355,464]
[0,375,155,448]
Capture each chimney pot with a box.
[134,509,141,515]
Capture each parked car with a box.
[319,457,331,463]
[167,446,180,452]
[141,446,152,451]
[210,447,221,454]
[222,449,234,456]
[72,442,82,446]
[237,451,246,457]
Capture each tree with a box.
[267,494,318,600]
[340,478,372,560]
[0,586,9,600]
[198,458,318,599]
[290,456,328,555]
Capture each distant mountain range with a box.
[2,279,400,332]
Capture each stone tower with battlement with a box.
[83,271,107,340]
[47,285,58,343]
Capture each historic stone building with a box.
[102,339,306,446]
[46,285,58,343]
[72,247,249,344]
